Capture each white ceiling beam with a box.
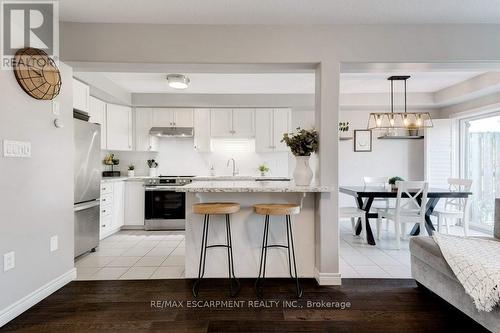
[433,72,500,106]
[339,92,436,110]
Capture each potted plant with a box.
[147,159,159,177]
[258,164,270,177]
[127,164,135,177]
[282,127,319,185]
[389,176,404,191]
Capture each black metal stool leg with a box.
[286,215,303,298]
[226,214,240,297]
[193,214,209,297]
[255,214,269,298]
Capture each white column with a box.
[314,61,341,285]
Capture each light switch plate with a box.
[3,140,31,158]
[50,235,58,252]
[3,251,15,272]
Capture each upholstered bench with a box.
[410,199,500,333]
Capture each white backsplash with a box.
[104,137,291,177]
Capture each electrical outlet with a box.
[50,235,58,252]
[3,251,15,272]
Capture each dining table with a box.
[339,185,472,246]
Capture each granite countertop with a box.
[175,180,332,193]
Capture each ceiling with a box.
[59,0,500,24]
[340,72,484,94]
[97,72,316,94]
[89,71,486,95]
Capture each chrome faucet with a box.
[227,158,238,176]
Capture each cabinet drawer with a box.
[101,183,113,194]
[100,193,113,204]
[100,204,112,217]
[100,215,112,229]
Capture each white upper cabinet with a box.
[273,108,291,151]
[72,79,90,113]
[152,108,194,127]
[232,108,255,137]
[255,109,274,152]
[173,108,194,127]
[194,108,211,152]
[135,108,158,152]
[106,104,133,151]
[210,108,233,137]
[153,108,174,127]
[89,96,107,150]
[210,108,255,137]
[255,108,291,153]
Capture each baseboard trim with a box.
[0,268,76,327]
[314,268,342,285]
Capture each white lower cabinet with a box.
[124,181,145,226]
[100,181,125,240]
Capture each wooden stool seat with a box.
[253,204,300,216]
[193,202,240,215]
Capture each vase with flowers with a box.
[281,127,319,185]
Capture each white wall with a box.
[0,64,75,319]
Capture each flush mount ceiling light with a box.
[367,75,433,130]
[166,74,190,89]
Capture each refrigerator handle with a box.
[74,200,100,212]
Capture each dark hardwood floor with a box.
[0,279,488,333]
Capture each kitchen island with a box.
[176,181,333,279]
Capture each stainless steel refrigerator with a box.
[74,118,101,257]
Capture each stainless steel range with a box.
[144,176,194,230]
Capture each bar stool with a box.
[253,203,303,298]
[192,202,241,297]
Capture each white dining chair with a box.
[431,178,473,236]
[363,176,391,230]
[340,207,367,243]
[377,181,428,249]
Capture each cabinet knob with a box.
[102,198,106,202]
[102,210,106,213]
[102,225,106,227]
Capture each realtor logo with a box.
[1,1,58,69]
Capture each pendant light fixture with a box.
[167,74,190,89]
[367,75,433,130]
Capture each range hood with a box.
[149,127,194,137]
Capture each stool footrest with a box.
[206,244,231,249]
[264,244,288,249]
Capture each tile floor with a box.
[75,230,185,280]
[339,219,490,278]
[77,223,491,281]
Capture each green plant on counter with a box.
[388,176,404,185]
[281,127,319,156]
[103,153,119,166]
[258,164,270,173]
[128,164,135,171]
